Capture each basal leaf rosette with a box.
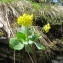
[17,13,33,26]
[9,13,46,52]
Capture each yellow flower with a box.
[17,13,33,26]
[43,23,51,33]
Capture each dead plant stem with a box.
[14,50,15,63]
[28,53,34,63]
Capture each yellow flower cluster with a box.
[43,23,51,33]
[17,13,33,26]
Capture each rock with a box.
[0,22,3,28]
[56,56,63,60]
[52,60,59,63]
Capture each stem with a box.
[19,51,20,63]
[28,53,34,63]
[14,50,15,63]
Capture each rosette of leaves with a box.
[9,26,45,53]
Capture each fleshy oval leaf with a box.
[9,38,24,50]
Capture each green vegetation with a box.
[0,0,17,3]
[32,2,41,9]
[9,13,45,51]
[0,0,63,63]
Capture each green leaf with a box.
[22,40,33,45]
[28,40,33,44]
[25,45,33,53]
[28,33,41,41]
[23,41,28,45]
[9,38,24,50]
[34,42,45,50]
[28,28,34,35]
[20,26,27,33]
[16,32,27,42]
